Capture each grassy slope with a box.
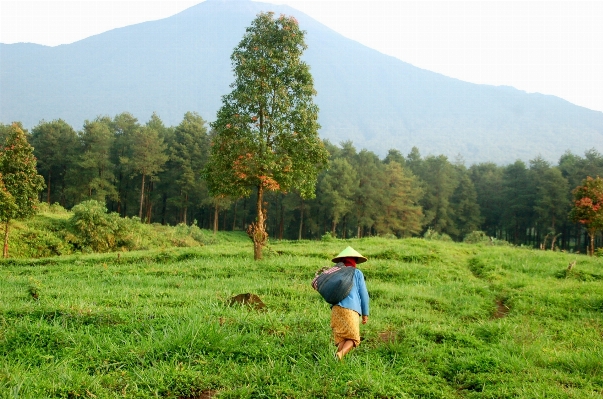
[6,204,243,258]
[1,237,602,398]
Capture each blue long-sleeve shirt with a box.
[336,268,369,316]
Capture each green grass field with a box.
[1,237,602,398]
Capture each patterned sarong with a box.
[330,305,361,347]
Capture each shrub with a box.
[463,231,490,244]
[423,228,452,241]
[19,229,71,257]
[491,237,511,246]
[68,200,137,253]
[321,232,336,241]
[36,202,69,215]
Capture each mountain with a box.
[2,0,602,164]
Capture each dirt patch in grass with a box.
[378,331,398,343]
[180,390,216,399]
[229,293,267,311]
[493,299,509,319]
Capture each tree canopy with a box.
[0,124,45,257]
[570,176,603,256]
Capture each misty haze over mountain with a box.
[1,0,602,164]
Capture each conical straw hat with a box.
[331,246,367,264]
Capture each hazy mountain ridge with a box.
[1,0,602,164]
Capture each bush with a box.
[5,201,233,258]
[68,200,137,253]
[321,232,336,241]
[19,229,71,257]
[463,231,490,244]
[423,228,452,241]
[36,202,69,215]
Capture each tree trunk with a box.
[145,181,153,223]
[117,171,123,216]
[246,185,268,260]
[241,198,247,231]
[551,233,560,251]
[331,220,337,237]
[589,230,595,256]
[298,199,304,240]
[213,202,219,235]
[3,220,10,258]
[146,202,153,224]
[138,173,146,220]
[232,200,238,231]
[278,197,284,240]
[46,170,51,204]
[342,216,347,239]
[161,193,167,225]
[541,233,550,250]
[183,193,189,225]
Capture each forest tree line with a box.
[1,113,602,252]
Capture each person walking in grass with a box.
[330,246,370,360]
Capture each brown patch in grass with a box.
[378,331,398,343]
[229,293,267,311]
[180,390,217,399]
[493,299,509,319]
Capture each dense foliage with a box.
[0,123,45,257]
[1,238,602,397]
[4,201,242,258]
[4,115,603,253]
[570,176,603,256]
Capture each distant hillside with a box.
[2,0,603,164]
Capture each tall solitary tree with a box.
[0,124,45,257]
[205,12,328,259]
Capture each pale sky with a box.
[1,1,602,113]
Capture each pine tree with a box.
[127,126,168,221]
[110,112,140,216]
[469,162,504,237]
[30,119,79,206]
[78,119,117,203]
[170,112,209,225]
[416,155,458,235]
[352,150,384,238]
[450,171,482,240]
[0,124,45,257]
[374,161,423,237]
[502,160,534,244]
[530,157,569,249]
[318,157,357,236]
